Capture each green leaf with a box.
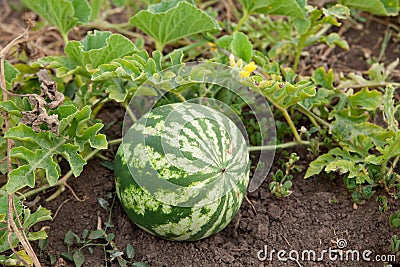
[0,250,32,266]
[305,153,334,178]
[348,88,383,111]
[231,32,253,62]
[390,211,400,228]
[132,262,150,267]
[112,0,127,6]
[28,230,48,241]
[81,229,89,239]
[4,124,86,193]
[4,61,19,90]
[338,61,397,90]
[322,33,349,49]
[36,55,82,77]
[259,80,316,108]
[377,132,400,160]
[38,238,49,250]
[39,31,137,77]
[311,67,334,90]
[91,52,159,102]
[339,0,399,16]
[168,49,184,66]
[23,206,52,228]
[0,137,6,174]
[382,85,399,131]
[88,229,105,239]
[216,35,233,49]
[92,58,142,81]
[293,18,311,35]
[64,230,77,246]
[70,0,91,23]
[21,0,91,39]
[52,105,108,150]
[65,30,137,70]
[89,0,103,21]
[61,252,74,262]
[0,100,22,116]
[325,159,358,177]
[130,1,220,48]
[6,164,38,193]
[240,0,306,18]
[126,244,135,259]
[305,147,368,180]
[105,233,115,242]
[73,250,85,267]
[0,191,22,253]
[322,4,350,20]
[89,134,108,149]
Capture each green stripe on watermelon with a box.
[115,103,249,241]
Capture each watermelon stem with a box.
[297,103,331,129]
[122,102,137,123]
[249,141,311,151]
[171,91,186,102]
[279,107,302,143]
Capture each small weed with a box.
[59,194,148,267]
[376,195,388,213]
[270,153,301,198]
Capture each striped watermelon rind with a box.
[115,103,249,241]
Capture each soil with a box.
[34,144,400,267]
[1,3,400,267]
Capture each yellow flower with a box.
[208,42,216,52]
[229,54,257,78]
[240,71,250,78]
[244,61,257,73]
[239,62,257,78]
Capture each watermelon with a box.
[115,102,249,241]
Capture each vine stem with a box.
[293,24,330,72]
[172,91,186,102]
[296,103,331,129]
[339,82,400,89]
[249,141,311,151]
[61,33,68,45]
[386,155,400,179]
[293,36,305,72]
[122,102,137,123]
[279,107,303,143]
[21,138,123,200]
[234,11,249,32]
[155,41,164,52]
